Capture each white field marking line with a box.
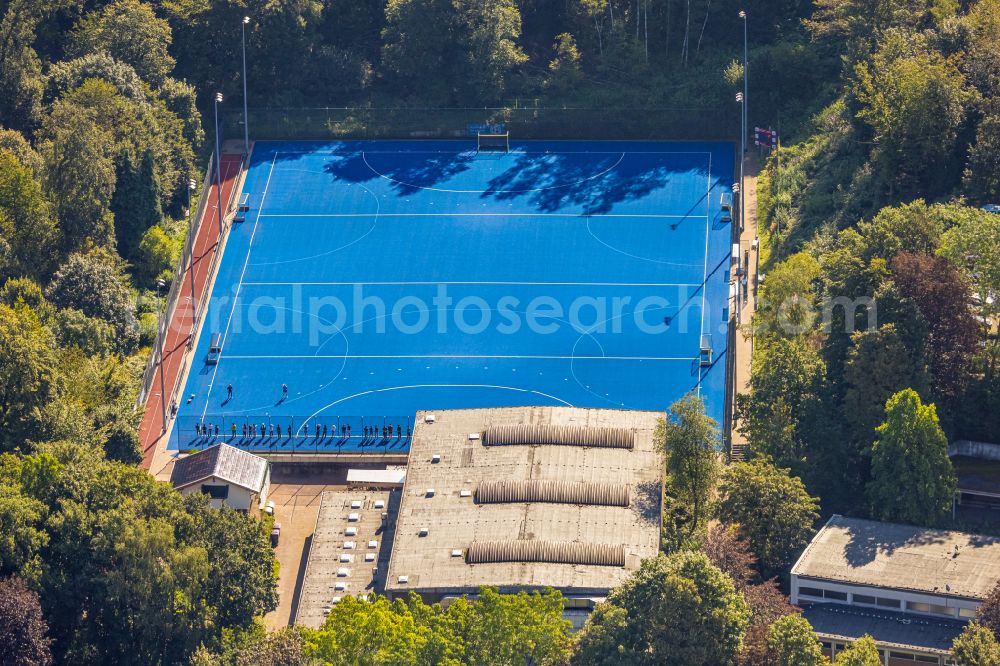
[240,280,702,287]
[201,152,277,421]
[272,149,714,156]
[297,384,575,433]
[247,182,382,267]
[698,152,712,399]
[259,212,704,219]
[360,150,625,194]
[223,354,696,361]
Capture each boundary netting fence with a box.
[223,106,739,143]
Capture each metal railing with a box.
[137,152,246,415]
[175,414,414,453]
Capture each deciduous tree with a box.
[951,622,1000,666]
[574,552,750,665]
[716,460,820,578]
[0,576,52,666]
[868,388,956,526]
[768,614,826,666]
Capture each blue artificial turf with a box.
[172,140,735,453]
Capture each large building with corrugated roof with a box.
[382,406,664,617]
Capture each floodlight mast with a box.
[241,17,250,156]
[214,93,223,238]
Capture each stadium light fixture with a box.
[155,278,168,431]
[213,93,224,238]
[241,17,251,155]
[186,178,198,328]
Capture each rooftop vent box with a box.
[343,541,355,549]
[368,540,378,548]
[335,582,347,591]
[424,414,435,423]
[460,490,472,498]
[451,549,463,557]
[365,553,376,562]
[348,512,360,522]
[381,512,388,521]
[468,433,480,440]
[332,596,343,604]
[398,575,409,584]
[426,488,435,497]
[431,454,441,463]
[419,527,429,537]
[374,500,385,509]
[340,554,352,563]
[350,500,362,509]
[345,527,358,536]
[336,568,349,577]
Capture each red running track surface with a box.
[139,154,243,468]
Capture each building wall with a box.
[178,476,257,511]
[791,575,980,620]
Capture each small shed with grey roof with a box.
[385,406,664,610]
[170,443,270,511]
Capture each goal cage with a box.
[477,132,510,153]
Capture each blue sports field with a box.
[173,140,735,452]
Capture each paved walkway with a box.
[730,153,761,455]
[140,154,243,469]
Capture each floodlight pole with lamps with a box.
[739,10,747,152]
[156,278,168,431]
[186,178,197,317]
[241,17,250,155]
[213,93,224,238]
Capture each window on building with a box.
[201,484,229,499]
[824,590,848,601]
[889,653,916,661]
[907,601,952,616]
[877,597,902,609]
[853,594,877,605]
[799,586,824,599]
[959,607,978,619]
[914,656,941,663]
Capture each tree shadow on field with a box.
[483,151,690,215]
[323,146,475,195]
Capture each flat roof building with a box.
[384,406,663,610]
[294,490,400,628]
[791,515,1000,665]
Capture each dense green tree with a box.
[736,337,826,476]
[938,206,1000,318]
[754,252,820,341]
[965,101,1000,202]
[0,151,59,281]
[181,496,279,630]
[112,148,162,262]
[0,476,49,577]
[45,249,140,354]
[701,524,796,665]
[547,33,583,93]
[852,32,973,199]
[0,305,59,454]
[46,52,150,103]
[890,252,979,409]
[716,460,820,578]
[307,588,570,665]
[69,0,176,86]
[868,388,956,526]
[38,100,116,252]
[0,575,52,666]
[660,393,719,541]
[951,623,1000,666]
[843,324,929,453]
[768,614,826,666]
[382,0,526,102]
[834,636,882,666]
[574,552,750,665]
